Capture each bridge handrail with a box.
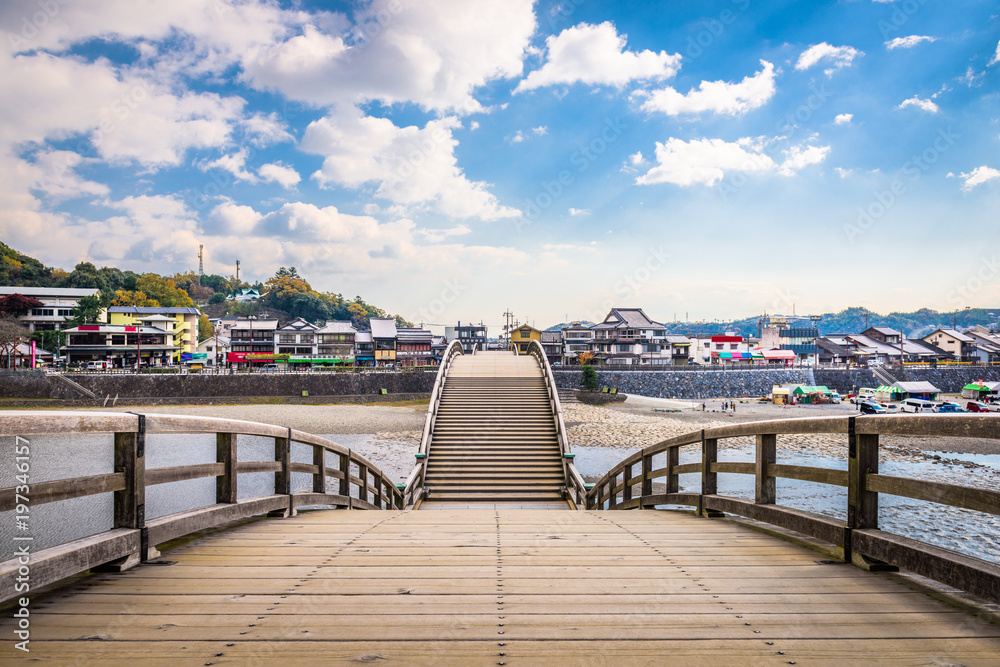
[402,339,464,506]
[0,410,405,605]
[587,413,1000,603]
[524,339,588,507]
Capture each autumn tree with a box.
[111,290,158,307]
[0,294,44,317]
[198,313,213,342]
[0,315,28,368]
[135,274,195,308]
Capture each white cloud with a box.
[258,162,301,189]
[509,131,526,144]
[834,167,852,178]
[532,126,548,136]
[568,208,590,216]
[301,109,519,221]
[636,137,828,187]
[990,40,1000,66]
[959,166,1000,191]
[469,121,480,131]
[885,35,937,50]
[640,60,776,117]
[834,113,853,125]
[629,151,645,165]
[26,150,110,200]
[795,43,862,75]
[243,0,537,113]
[777,144,830,176]
[416,225,472,243]
[636,138,776,187]
[200,148,258,183]
[515,21,681,92]
[898,96,938,113]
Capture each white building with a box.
[0,286,102,331]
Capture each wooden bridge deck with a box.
[6,508,1000,665]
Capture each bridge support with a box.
[267,429,296,518]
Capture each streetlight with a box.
[248,315,257,371]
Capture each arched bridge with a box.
[2,341,999,663]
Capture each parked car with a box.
[859,402,886,415]
[84,361,106,371]
[966,401,994,413]
[935,403,966,413]
[881,403,900,412]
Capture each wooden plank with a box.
[867,473,1000,516]
[755,433,776,504]
[216,432,237,504]
[0,472,125,512]
[770,463,847,487]
[145,495,288,546]
[145,462,224,486]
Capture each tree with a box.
[580,365,599,391]
[111,290,158,307]
[198,313,213,342]
[346,302,367,328]
[577,351,595,366]
[70,294,103,325]
[0,294,44,317]
[135,274,195,308]
[209,292,226,305]
[0,315,27,369]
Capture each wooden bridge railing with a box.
[402,339,464,507]
[0,411,403,604]
[524,339,588,507]
[587,414,1000,603]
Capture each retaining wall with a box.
[553,367,1000,399]
[0,370,436,400]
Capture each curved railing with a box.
[402,339,464,506]
[0,410,404,605]
[525,339,588,507]
[587,414,1000,603]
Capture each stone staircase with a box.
[422,351,565,503]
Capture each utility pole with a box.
[198,244,204,275]
[236,260,240,283]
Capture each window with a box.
[730,343,738,350]
[279,334,296,343]
[300,335,313,343]
[58,309,72,317]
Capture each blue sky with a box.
[1,0,998,330]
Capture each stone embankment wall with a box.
[0,371,436,400]
[554,367,1000,399]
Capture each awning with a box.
[714,351,747,359]
[762,349,796,359]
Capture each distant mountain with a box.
[664,307,1000,338]
[545,321,595,332]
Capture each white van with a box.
[84,361,106,371]
[902,398,937,413]
[858,388,877,399]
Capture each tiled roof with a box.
[109,306,200,315]
[316,320,357,334]
[370,318,397,339]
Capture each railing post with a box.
[848,417,893,569]
[622,463,633,505]
[268,428,292,518]
[755,433,776,505]
[217,432,238,503]
[700,431,723,518]
[340,451,351,507]
[357,463,368,505]
[96,414,151,572]
[640,453,653,509]
[313,445,326,495]
[665,447,678,496]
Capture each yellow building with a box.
[511,325,542,354]
[370,318,398,366]
[107,306,200,361]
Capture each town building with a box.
[196,334,229,366]
[396,327,434,367]
[227,317,279,367]
[108,306,199,360]
[60,323,175,368]
[229,288,261,302]
[354,331,374,366]
[921,329,978,362]
[275,317,318,357]
[444,321,487,354]
[511,324,542,354]
[371,318,398,366]
[560,321,594,364]
[431,335,448,364]
[315,321,357,365]
[861,326,903,345]
[0,286,103,332]
[590,308,668,365]
[540,330,562,366]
